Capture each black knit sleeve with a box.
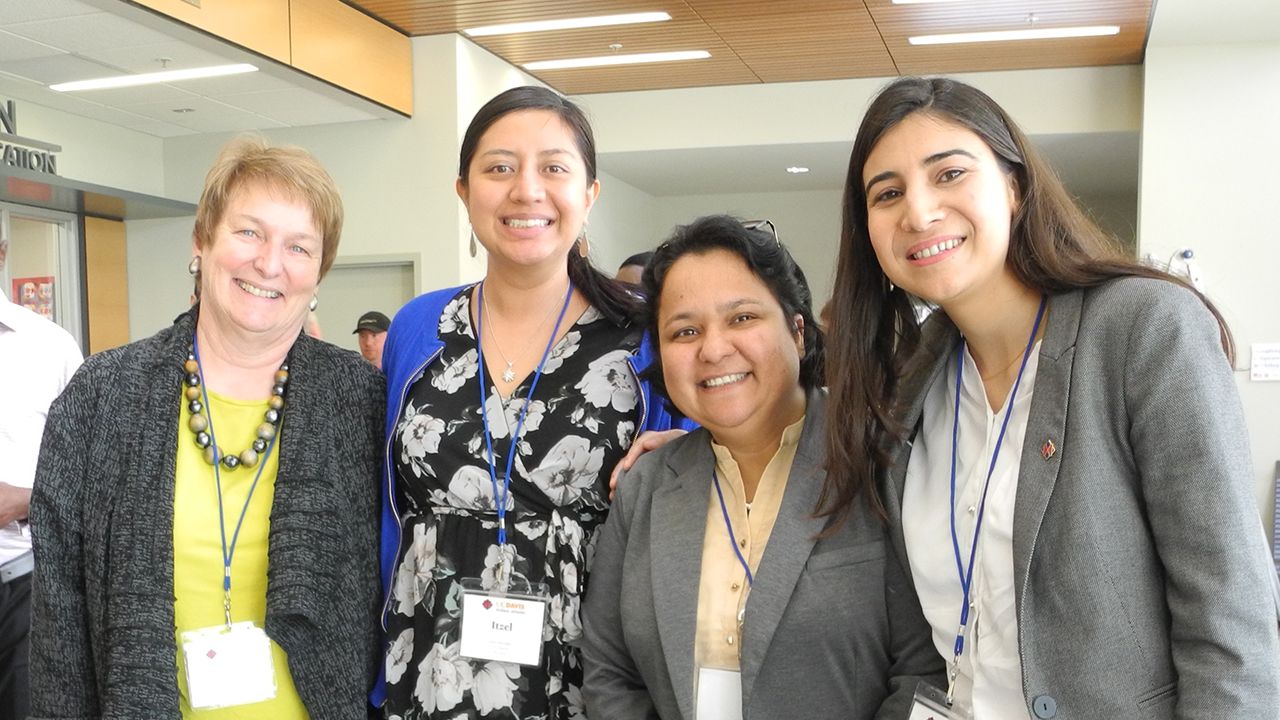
[29,364,104,719]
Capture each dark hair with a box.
[821,76,1234,528]
[619,251,653,269]
[458,86,641,325]
[641,214,824,417]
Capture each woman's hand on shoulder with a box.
[608,429,687,500]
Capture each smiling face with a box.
[457,109,599,273]
[195,181,322,341]
[862,112,1022,312]
[657,249,807,450]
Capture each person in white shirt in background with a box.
[0,234,82,720]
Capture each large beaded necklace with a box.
[184,345,288,470]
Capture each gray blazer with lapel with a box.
[883,278,1280,719]
[583,390,944,720]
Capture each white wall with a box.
[586,170,659,276]
[1139,42,1280,527]
[125,215,197,338]
[19,101,166,197]
[577,65,1143,154]
[650,189,844,306]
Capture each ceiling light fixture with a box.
[466,12,672,37]
[786,167,809,174]
[49,64,258,92]
[892,0,970,4]
[909,26,1120,45]
[524,51,710,71]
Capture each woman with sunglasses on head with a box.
[376,86,688,720]
[824,76,1280,719]
[30,136,384,719]
[582,214,943,720]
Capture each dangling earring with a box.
[886,274,896,292]
[188,256,201,275]
[577,229,589,258]
[469,230,478,258]
[309,295,318,311]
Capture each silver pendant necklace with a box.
[482,283,571,383]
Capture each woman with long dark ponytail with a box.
[823,76,1279,718]
[374,86,687,720]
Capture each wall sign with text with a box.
[0,100,61,175]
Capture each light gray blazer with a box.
[583,390,944,720]
[884,278,1280,719]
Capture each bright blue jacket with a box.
[371,284,691,705]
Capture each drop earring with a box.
[309,295,318,311]
[577,229,589,258]
[188,256,201,275]
[469,231,478,258]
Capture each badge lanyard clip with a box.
[475,282,573,557]
[945,296,1046,706]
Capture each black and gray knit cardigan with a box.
[29,306,386,720]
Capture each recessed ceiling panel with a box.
[119,95,250,122]
[64,83,198,107]
[0,0,101,25]
[7,12,176,53]
[0,54,122,85]
[215,87,381,126]
[0,30,66,64]
[79,40,240,76]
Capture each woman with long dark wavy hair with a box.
[822,76,1280,718]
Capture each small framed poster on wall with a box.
[13,276,54,320]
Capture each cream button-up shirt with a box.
[694,417,805,673]
[903,341,1041,720]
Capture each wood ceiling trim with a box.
[344,0,1155,94]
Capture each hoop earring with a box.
[309,295,318,311]
[469,231,478,258]
[188,256,201,275]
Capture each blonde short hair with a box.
[193,135,343,279]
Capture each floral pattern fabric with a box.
[386,286,643,720]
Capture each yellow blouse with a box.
[173,390,307,719]
[694,417,805,672]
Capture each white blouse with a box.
[903,340,1041,720]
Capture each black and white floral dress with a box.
[385,286,642,720]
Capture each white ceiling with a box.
[0,0,395,138]
[600,131,1140,201]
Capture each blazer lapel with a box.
[739,391,829,701]
[650,437,715,720]
[1011,290,1081,610]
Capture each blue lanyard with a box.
[475,281,573,546]
[947,296,1047,676]
[191,335,281,629]
[711,467,754,587]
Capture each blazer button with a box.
[1033,695,1057,718]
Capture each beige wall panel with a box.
[84,216,130,354]
[291,0,414,114]
[129,0,291,63]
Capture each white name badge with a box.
[458,583,548,667]
[908,681,972,720]
[181,621,277,710]
[696,667,743,720]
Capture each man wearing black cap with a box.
[353,311,390,370]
